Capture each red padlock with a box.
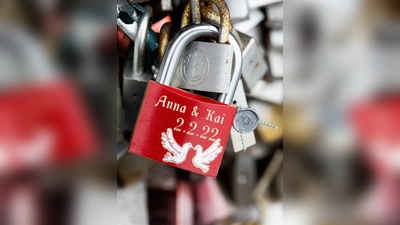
[350,96,400,224]
[0,80,99,175]
[128,23,243,177]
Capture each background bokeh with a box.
[0,0,399,224]
[0,0,115,224]
[284,0,400,224]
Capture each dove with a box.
[161,128,193,164]
[192,139,223,173]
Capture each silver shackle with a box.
[156,23,243,105]
[133,5,152,79]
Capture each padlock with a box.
[129,23,243,177]
[133,5,155,80]
[122,46,148,133]
[122,5,154,132]
[237,30,268,92]
[169,0,233,94]
[192,4,268,92]
[228,79,256,152]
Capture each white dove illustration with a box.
[161,128,193,164]
[192,139,223,173]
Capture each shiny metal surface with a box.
[233,107,260,133]
[178,2,234,93]
[133,5,152,79]
[156,23,243,104]
[172,40,233,93]
[229,80,256,152]
[122,46,149,132]
[117,19,138,41]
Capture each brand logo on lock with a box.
[181,49,209,86]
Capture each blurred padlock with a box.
[132,5,156,80]
[171,0,234,94]
[232,152,257,205]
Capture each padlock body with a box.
[129,81,236,177]
[238,32,268,92]
[172,41,233,93]
[122,46,151,132]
